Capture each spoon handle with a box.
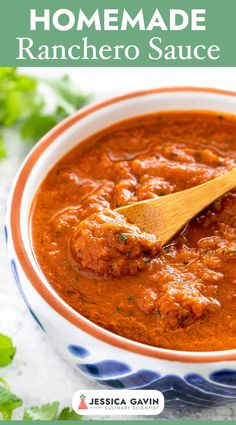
[117,168,236,246]
[150,167,236,244]
[171,167,236,212]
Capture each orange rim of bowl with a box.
[10,86,236,363]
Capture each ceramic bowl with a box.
[5,87,236,408]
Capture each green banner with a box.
[0,0,235,66]
[4,418,235,425]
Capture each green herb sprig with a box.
[0,68,91,159]
[0,333,82,420]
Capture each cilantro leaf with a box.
[46,75,91,110]
[0,68,90,159]
[0,69,40,127]
[0,334,80,421]
[0,68,36,94]
[57,407,82,421]
[0,138,7,159]
[20,113,58,144]
[12,74,38,93]
[0,68,16,79]
[0,380,23,420]
[3,91,42,127]
[23,401,60,421]
[0,333,16,367]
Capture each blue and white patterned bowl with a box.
[5,88,236,407]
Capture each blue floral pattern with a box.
[95,369,160,389]
[67,348,236,407]
[68,344,90,358]
[96,369,236,407]
[78,360,131,377]
[210,369,236,386]
[10,259,45,331]
[4,225,8,243]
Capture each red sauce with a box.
[31,112,236,351]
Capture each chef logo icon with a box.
[78,394,88,410]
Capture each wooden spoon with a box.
[117,168,236,247]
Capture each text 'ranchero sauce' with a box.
[31,112,236,352]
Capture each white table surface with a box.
[1,67,236,420]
